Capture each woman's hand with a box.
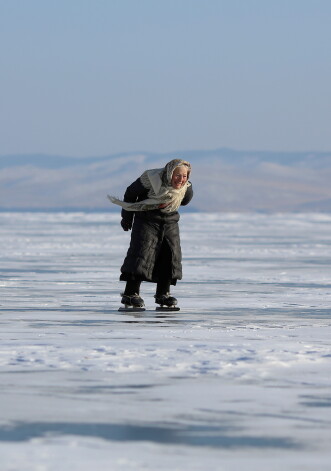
[121,219,132,231]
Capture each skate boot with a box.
[119,293,145,312]
[154,293,180,311]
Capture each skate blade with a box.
[118,306,145,312]
[155,306,180,312]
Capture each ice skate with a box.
[154,293,180,311]
[119,293,145,312]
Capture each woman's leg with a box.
[154,240,172,293]
[123,279,142,295]
[156,279,171,296]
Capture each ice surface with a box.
[0,212,331,470]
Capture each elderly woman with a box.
[109,159,193,311]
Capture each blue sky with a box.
[1,0,330,156]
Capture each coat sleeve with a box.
[181,183,193,206]
[121,178,148,224]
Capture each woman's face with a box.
[171,166,188,189]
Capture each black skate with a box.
[119,293,145,312]
[154,293,180,312]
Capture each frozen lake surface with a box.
[1,211,331,470]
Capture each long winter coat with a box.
[120,178,193,285]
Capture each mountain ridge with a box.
[1,149,331,212]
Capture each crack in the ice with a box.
[0,421,302,449]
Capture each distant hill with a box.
[1,148,331,212]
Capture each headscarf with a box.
[108,159,191,213]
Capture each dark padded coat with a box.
[120,178,193,285]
